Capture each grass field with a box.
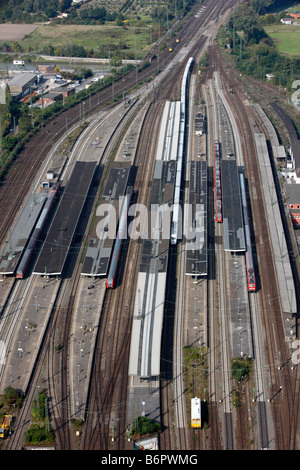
[2,20,155,59]
[285,4,300,12]
[264,24,300,56]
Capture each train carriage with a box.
[106,187,133,288]
[239,173,256,292]
[191,397,201,428]
[16,182,60,279]
[214,140,222,223]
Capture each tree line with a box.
[218,0,300,90]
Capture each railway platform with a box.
[221,158,246,253]
[128,159,175,379]
[254,132,297,331]
[81,161,132,278]
[185,160,207,277]
[33,161,97,277]
[0,193,46,276]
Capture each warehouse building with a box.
[8,73,37,99]
[38,91,63,107]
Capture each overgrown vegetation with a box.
[0,0,197,27]
[0,387,24,443]
[231,357,253,383]
[24,388,54,446]
[183,344,208,427]
[131,415,161,438]
[0,386,24,415]
[0,1,199,60]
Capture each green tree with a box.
[1,387,23,408]
[132,416,161,437]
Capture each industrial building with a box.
[283,183,300,228]
[8,73,37,99]
[39,91,63,107]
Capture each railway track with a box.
[81,89,166,451]
[214,46,277,449]
[159,0,239,452]
[2,0,260,451]
[201,74,223,450]
[1,83,151,450]
[213,45,299,450]
[80,0,241,451]
[0,0,219,248]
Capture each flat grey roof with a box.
[129,160,175,378]
[9,73,37,86]
[0,192,46,275]
[81,162,131,277]
[155,101,181,161]
[186,160,207,276]
[139,160,175,273]
[128,270,166,378]
[284,182,300,203]
[221,159,245,252]
[255,133,297,314]
[33,161,97,276]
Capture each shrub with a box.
[131,416,161,437]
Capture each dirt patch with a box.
[0,24,39,41]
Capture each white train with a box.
[239,172,256,291]
[170,57,193,245]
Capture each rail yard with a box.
[0,0,299,453]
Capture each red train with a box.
[214,140,222,223]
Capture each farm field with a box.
[264,24,300,56]
[0,24,39,41]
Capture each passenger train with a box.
[239,172,256,292]
[106,187,133,288]
[16,182,60,279]
[170,57,193,245]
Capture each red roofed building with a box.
[288,12,300,20]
